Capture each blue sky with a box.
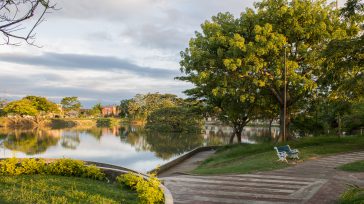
[1,0,343,108]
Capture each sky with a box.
[0,0,255,107]
[0,0,346,108]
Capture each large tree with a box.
[323,0,363,102]
[180,0,358,141]
[3,99,38,116]
[24,96,59,114]
[60,96,82,117]
[0,0,56,45]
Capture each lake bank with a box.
[0,117,125,129]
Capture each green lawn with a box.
[338,160,364,172]
[0,175,138,204]
[193,135,364,175]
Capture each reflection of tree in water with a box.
[60,131,80,150]
[82,127,102,140]
[119,125,150,152]
[146,131,204,160]
[204,130,229,146]
[2,129,60,155]
[245,127,275,143]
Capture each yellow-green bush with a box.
[17,158,46,175]
[0,158,18,176]
[117,172,164,204]
[0,158,105,180]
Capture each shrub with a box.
[96,118,119,127]
[0,158,19,176]
[18,158,46,175]
[0,158,105,181]
[46,159,85,177]
[117,172,164,204]
[82,165,106,180]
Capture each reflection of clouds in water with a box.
[0,128,176,172]
[0,125,275,172]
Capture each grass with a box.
[338,160,364,172]
[0,175,138,204]
[339,185,364,204]
[192,135,364,175]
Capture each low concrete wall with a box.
[151,146,220,176]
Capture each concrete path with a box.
[161,151,364,204]
[158,150,216,177]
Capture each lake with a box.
[0,124,278,172]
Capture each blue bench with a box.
[274,145,299,162]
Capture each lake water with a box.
[0,124,278,172]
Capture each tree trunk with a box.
[236,130,242,143]
[279,106,289,142]
[229,132,235,144]
[337,114,342,138]
[269,118,274,138]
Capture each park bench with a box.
[274,145,300,162]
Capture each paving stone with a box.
[161,151,364,203]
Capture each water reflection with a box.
[0,129,60,155]
[0,124,278,172]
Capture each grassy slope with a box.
[339,186,364,204]
[338,160,364,172]
[193,135,364,175]
[0,175,138,204]
[338,160,364,204]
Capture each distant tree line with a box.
[119,93,203,132]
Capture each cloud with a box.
[0,52,179,78]
[0,0,255,106]
[121,24,190,50]
[0,67,191,107]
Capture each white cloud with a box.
[0,0,255,106]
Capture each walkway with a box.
[158,150,215,177]
[161,151,364,204]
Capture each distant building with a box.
[101,105,120,117]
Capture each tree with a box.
[89,103,102,117]
[3,99,38,116]
[126,93,184,122]
[3,96,59,126]
[61,97,81,117]
[0,0,56,45]
[180,0,358,141]
[179,12,263,143]
[323,0,363,102]
[145,106,203,133]
[119,99,131,118]
[24,96,59,114]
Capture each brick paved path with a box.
[161,151,364,204]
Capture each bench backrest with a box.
[276,145,291,153]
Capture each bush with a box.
[117,172,164,204]
[0,158,105,180]
[96,118,119,127]
[340,185,364,204]
[17,158,46,175]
